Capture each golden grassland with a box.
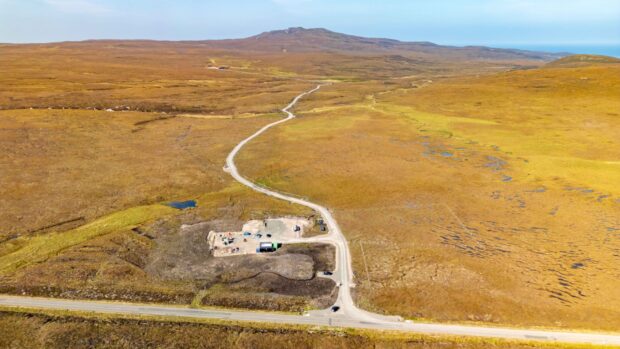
[0,204,176,274]
[379,63,620,196]
[0,42,317,113]
[0,43,318,307]
[0,308,604,349]
[0,108,284,237]
[237,61,620,330]
[0,182,313,304]
[1,39,619,340]
[0,43,323,238]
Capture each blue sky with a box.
[1,0,619,46]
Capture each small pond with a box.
[167,200,197,210]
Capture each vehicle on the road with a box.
[331,306,340,312]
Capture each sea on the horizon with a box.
[494,44,620,58]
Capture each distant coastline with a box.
[494,44,620,58]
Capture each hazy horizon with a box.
[1,0,619,56]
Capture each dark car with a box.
[322,271,333,276]
[331,306,340,312]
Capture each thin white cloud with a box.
[43,0,111,14]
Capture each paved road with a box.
[2,86,620,346]
[1,295,619,346]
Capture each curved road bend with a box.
[223,84,377,323]
[223,84,620,345]
[1,86,620,346]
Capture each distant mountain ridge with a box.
[0,27,569,65]
[205,27,566,61]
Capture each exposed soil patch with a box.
[143,217,337,311]
[301,215,329,237]
[201,274,338,312]
[230,272,336,297]
[275,244,336,272]
[0,211,336,312]
[132,114,177,132]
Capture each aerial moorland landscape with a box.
[1,1,619,348]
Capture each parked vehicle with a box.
[331,306,340,312]
[322,271,333,276]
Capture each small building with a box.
[257,242,282,253]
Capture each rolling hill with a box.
[204,27,566,61]
[545,54,620,67]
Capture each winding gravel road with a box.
[224,84,377,323]
[2,85,620,346]
[223,84,620,345]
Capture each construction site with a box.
[207,217,313,257]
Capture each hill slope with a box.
[546,54,620,67]
[205,27,565,61]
